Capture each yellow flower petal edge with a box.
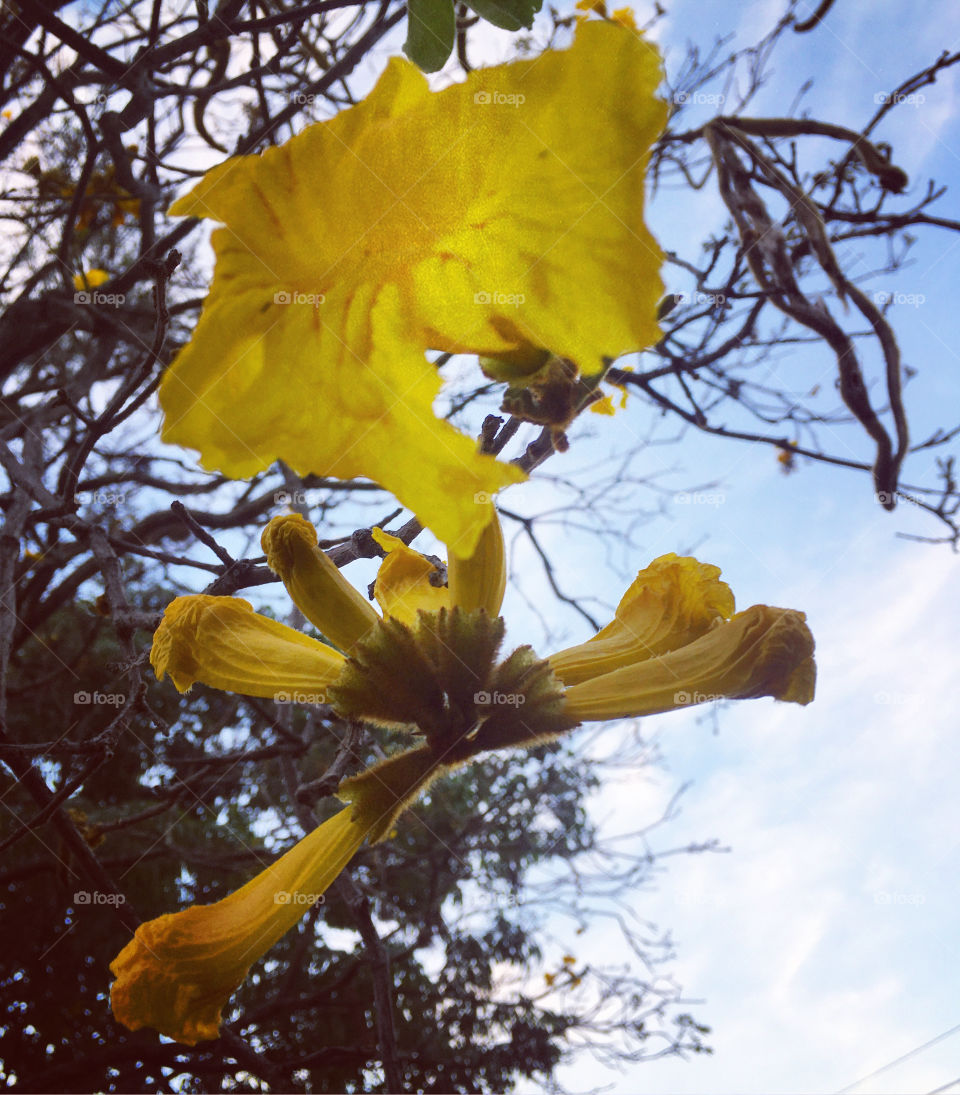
[371,527,450,626]
[447,502,507,616]
[150,594,345,698]
[560,604,816,722]
[261,514,380,652]
[549,554,735,686]
[109,806,372,1045]
[159,19,665,556]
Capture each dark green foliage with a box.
[403,0,542,72]
[404,0,457,73]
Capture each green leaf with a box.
[466,0,541,31]
[404,0,456,72]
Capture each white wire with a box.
[835,1022,960,1094]
[927,1079,960,1095]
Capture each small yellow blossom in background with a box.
[588,365,632,416]
[589,394,617,416]
[778,441,799,473]
[27,157,140,231]
[110,509,815,1045]
[160,20,666,557]
[72,268,110,290]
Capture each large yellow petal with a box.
[561,605,816,722]
[446,502,506,615]
[371,527,450,626]
[160,20,665,555]
[150,595,344,699]
[405,19,666,366]
[110,806,371,1045]
[261,514,380,653]
[549,554,735,685]
[159,281,523,556]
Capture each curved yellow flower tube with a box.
[150,595,345,698]
[548,554,735,685]
[110,743,451,1046]
[261,513,380,651]
[560,604,816,721]
[446,502,507,616]
[110,806,371,1045]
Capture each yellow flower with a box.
[110,807,370,1045]
[113,511,509,1042]
[550,555,815,720]
[149,593,346,697]
[589,394,616,416]
[115,511,814,1044]
[261,514,380,651]
[548,555,735,686]
[588,366,632,416]
[575,0,638,29]
[159,20,666,557]
[370,527,451,626]
[72,268,110,290]
[110,732,445,1045]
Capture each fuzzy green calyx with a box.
[327,607,579,757]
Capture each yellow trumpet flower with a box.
[158,19,666,557]
[111,510,814,1044]
[110,807,370,1045]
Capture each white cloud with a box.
[556,539,959,1094]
